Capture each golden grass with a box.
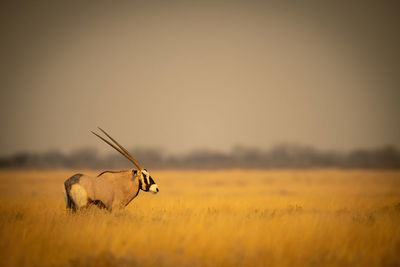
[0,169,399,266]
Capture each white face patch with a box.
[149,184,159,194]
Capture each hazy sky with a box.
[1,1,399,155]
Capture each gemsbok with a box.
[63,128,159,212]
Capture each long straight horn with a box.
[91,128,144,170]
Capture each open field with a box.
[0,169,399,266]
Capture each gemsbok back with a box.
[63,128,159,212]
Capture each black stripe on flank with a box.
[88,199,107,210]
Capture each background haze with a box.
[1,1,399,157]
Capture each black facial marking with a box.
[149,176,155,185]
[142,173,149,185]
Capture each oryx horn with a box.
[91,127,144,170]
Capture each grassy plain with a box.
[0,169,399,266]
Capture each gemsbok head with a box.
[63,127,159,212]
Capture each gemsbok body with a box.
[63,128,159,212]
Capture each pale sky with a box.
[1,1,399,155]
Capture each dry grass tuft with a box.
[0,169,399,266]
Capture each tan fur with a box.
[68,169,142,212]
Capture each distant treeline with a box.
[1,144,399,169]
